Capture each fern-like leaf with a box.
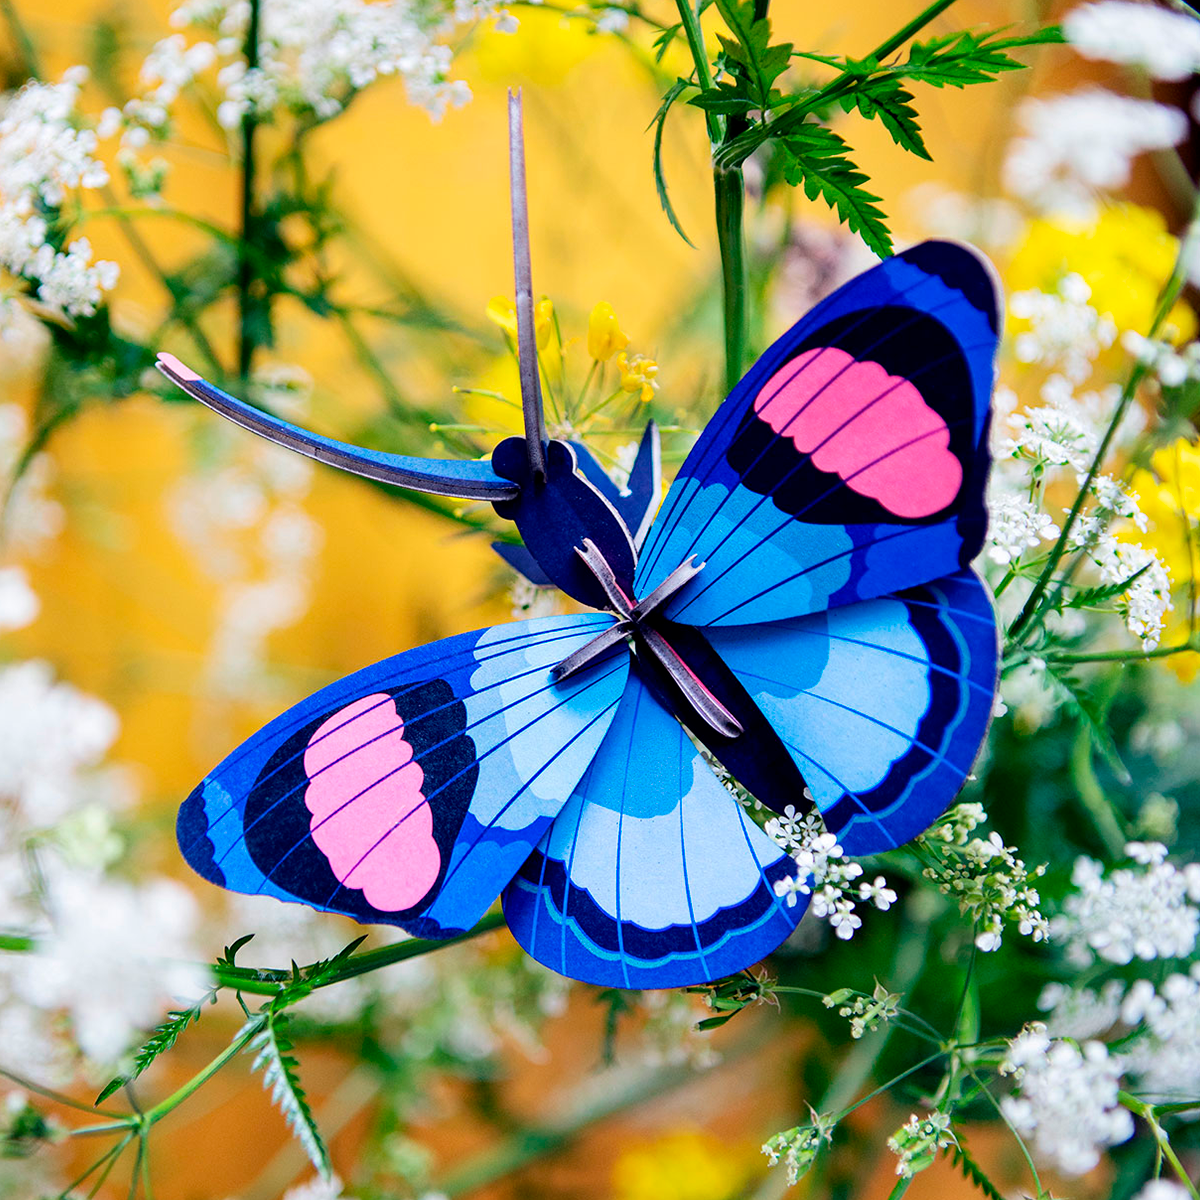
[247,1012,331,1179]
[949,1139,1007,1200]
[778,125,892,256]
[95,997,210,1105]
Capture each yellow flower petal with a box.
[588,301,629,361]
[486,295,516,336]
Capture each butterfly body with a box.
[165,240,1001,986]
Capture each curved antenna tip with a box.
[156,352,200,383]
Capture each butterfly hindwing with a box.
[705,568,997,853]
[502,662,807,988]
[178,614,630,937]
[635,242,998,626]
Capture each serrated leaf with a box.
[714,0,793,106]
[949,1139,1007,1200]
[95,998,210,1104]
[840,77,929,159]
[1064,563,1154,611]
[778,125,893,257]
[649,78,695,247]
[902,28,1060,90]
[247,1012,331,1179]
[1043,662,1132,786]
[689,86,758,115]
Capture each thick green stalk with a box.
[237,0,262,379]
[714,165,748,393]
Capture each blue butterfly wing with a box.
[178,614,629,937]
[705,569,997,854]
[634,242,998,626]
[502,663,807,987]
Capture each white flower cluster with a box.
[886,1111,954,1178]
[1123,329,1200,389]
[110,0,516,144]
[1000,1024,1133,1175]
[5,866,209,1063]
[990,271,1171,650]
[1064,2,1200,82]
[1089,531,1173,649]
[168,377,322,701]
[985,485,1059,565]
[918,803,1049,951]
[0,69,119,326]
[766,804,896,940]
[1121,968,1200,1102]
[1004,89,1186,215]
[1052,842,1200,966]
[0,660,120,826]
[1010,275,1116,385]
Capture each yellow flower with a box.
[1129,437,1200,682]
[1006,204,1196,341]
[534,297,554,350]
[485,295,516,336]
[486,295,555,350]
[617,350,659,402]
[587,301,629,361]
[612,1129,757,1200]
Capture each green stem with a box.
[1008,191,1200,646]
[1043,637,1200,665]
[1122,1093,1200,1200]
[143,1019,263,1127]
[209,911,506,995]
[673,0,720,142]
[0,0,41,79]
[886,1176,914,1200]
[237,0,262,379]
[714,165,748,394]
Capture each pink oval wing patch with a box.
[303,694,439,912]
[753,347,962,518]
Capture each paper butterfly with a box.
[156,234,999,990]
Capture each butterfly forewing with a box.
[634,241,998,627]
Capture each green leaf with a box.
[689,85,758,115]
[713,0,794,107]
[247,1011,331,1179]
[95,997,212,1105]
[1064,563,1155,611]
[839,77,929,160]
[949,1138,1007,1200]
[902,27,1062,90]
[649,78,696,247]
[777,125,893,257]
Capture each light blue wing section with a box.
[178,614,630,939]
[706,570,997,854]
[502,665,806,987]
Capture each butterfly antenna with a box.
[508,89,548,483]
